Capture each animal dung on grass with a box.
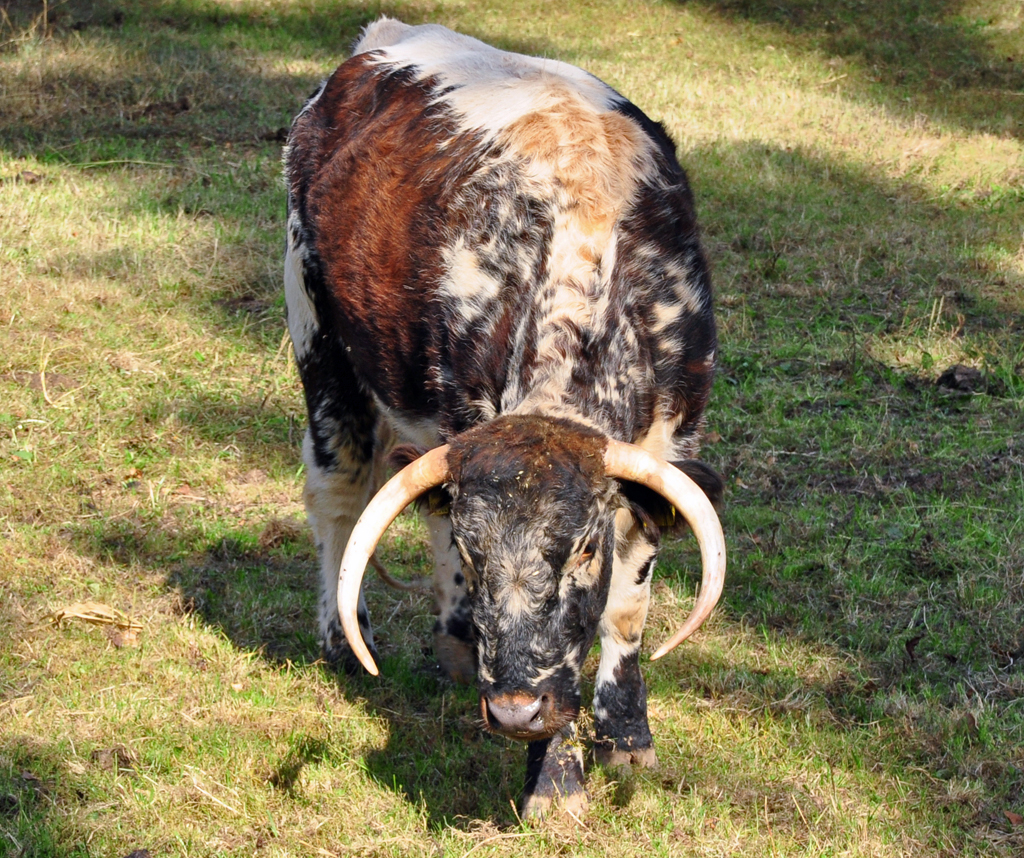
[284,17,725,818]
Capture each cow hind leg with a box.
[592,510,658,769]
[303,428,377,670]
[287,215,379,670]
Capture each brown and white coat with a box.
[285,18,723,817]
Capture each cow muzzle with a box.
[481,691,567,741]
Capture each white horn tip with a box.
[649,630,698,661]
[349,635,380,676]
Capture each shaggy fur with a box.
[284,18,718,816]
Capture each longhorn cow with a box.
[284,18,726,817]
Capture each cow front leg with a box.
[426,515,476,683]
[302,430,376,671]
[592,642,656,769]
[520,723,588,819]
[593,511,657,769]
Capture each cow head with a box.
[336,415,725,742]
[444,417,617,739]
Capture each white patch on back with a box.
[652,301,681,334]
[355,19,619,139]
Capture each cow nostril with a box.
[538,693,552,718]
[483,692,548,736]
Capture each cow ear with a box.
[673,460,724,510]
[389,444,428,471]
[618,481,675,531]
[618,460,724,535]
[423,486,452,516]
[388,444,452,515]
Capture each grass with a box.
[1,0,1022,855]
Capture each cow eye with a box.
[576,540,597,567]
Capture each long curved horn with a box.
[338,445,451,675]
[603,439,726,660]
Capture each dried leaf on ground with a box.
[43,601,143,632]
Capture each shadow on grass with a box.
[0,0,565,155]
[59,511,526,827]
[64,510,902,832]
[684,0,1024,140]
[0,737,101,858]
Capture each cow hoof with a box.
[520,788,589,821]
[594,744,658,770]
[433,631,476,684]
